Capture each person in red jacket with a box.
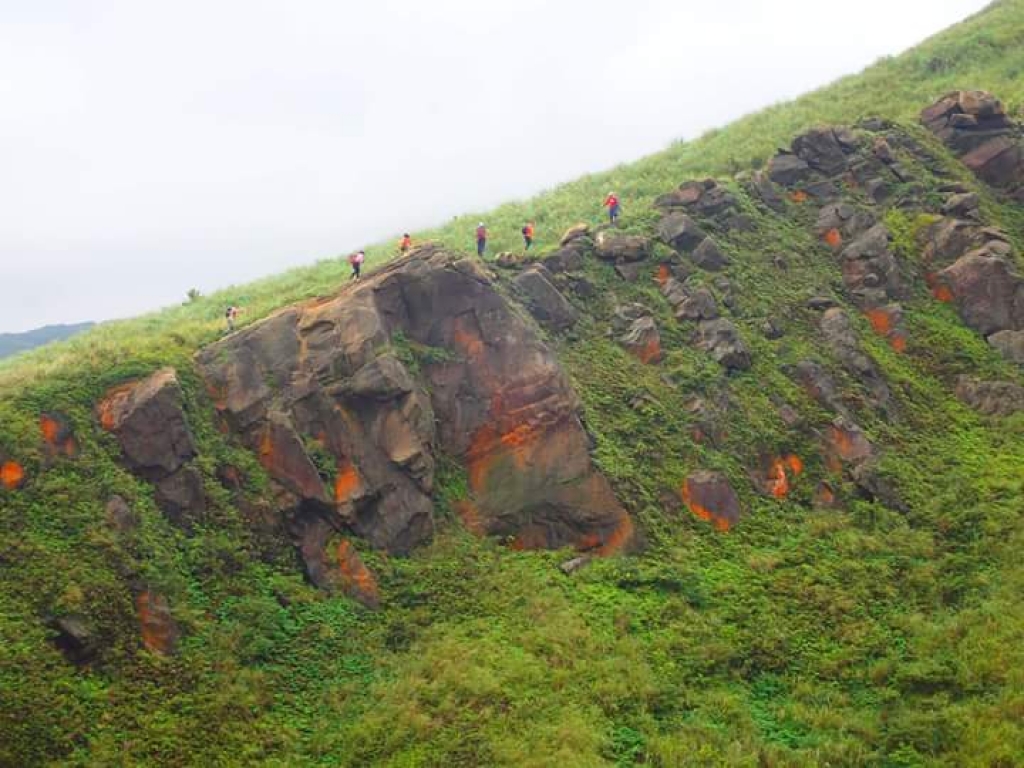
[399,233,412,254]
[604,191,621,225]
[475,222,487,257]
[521,221,535,250]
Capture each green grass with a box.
[3,1,1024,766]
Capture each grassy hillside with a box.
[3,2,1024,766]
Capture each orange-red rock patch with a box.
[136,591,179,655]
[790,190,808,203]
[682,471,741,532]
[1,461,25,490]
[655,264,671,286]
[823,228,842,248]
[763,454,804,499]
[336,539,380,608]
[334,460,363,503]
[932,284,955,303]
[40,413,79,458]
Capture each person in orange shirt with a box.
[399,233,412,254]
[521,222,535,250]
[604,191,621,225]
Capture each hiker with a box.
[348,250,365,280]
[475,222,487,257]
[521,221,535,250]
[225,305,241,332]
[399,233,412,254]
[604,191,621,224]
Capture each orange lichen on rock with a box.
[790,190,808,203]
[136,591,179,655]
[451,314,485,360]
[764,454,804,499]
[681,472,740,532]
[40,413,79,458]
[824,421,873,472]
[1,461,25,490]
[813,482,839,509]
[824,228,843,248]
[890,334,908,353]
[655,264,671,286]
[96,382,138,432]
[865,308,893,335]
[336,539,380,608]
[334,460,362,503]
[635,337,663,365]
[932,284,955,303]
[595,514,635,555]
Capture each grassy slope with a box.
[2,2,1024,766]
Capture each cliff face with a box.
[192,248,632,594]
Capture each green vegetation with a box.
[3,2,1024,765]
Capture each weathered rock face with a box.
[988,329,1024,364]
[136,591,180,655]
[618,316,663,364]
[819,308,893,414]
[955,376,1024,416]
[197,247,632,576]
[922,90,1024,194]
[792,127,849,177]
[656,213,707,252]
[694,318,752,372]
[837,224,904,309]
[767,153,811,186]
[513,266,579,332]
[595,231,651,262]
[681,471,741,531]
[97,369,206,527]
[937,248,1024,337]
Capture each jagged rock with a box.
[793,128,849,176]
[105,495,140,533]
[806,295,839,311]
[514,267,579,332]
[823,418,874,471]
[97,368,196,480]
[656,213,707,252]
[833,126,860,151]
[494,252,526,269]
[936,249,1024,336]
[197,247,632,565]
[761,317,784,339]
[49,614,95,665]
[559,555,592,574]
[793,359,848,417]
[942,192,980,218]
[922,217,1002,272]
[838,224,902,308]
[695,319,751,371]
[819,308,892,413]
[749,170,786,212]
[660,277,690,309]
[813,481,842,510]
[872,137,895,164]
[864,303,909,352]
[690,237,730,271]
[614,261,646,283]
[681,471,741,531]
[594,231,651,262]
[865,178,890,203]
[567,274,597,299]
[40,412,79,460]
[988,329,1024,364]
[611,303,653,332]
[153,466,206,528]
[816,203,876,244]
[542,247,586,274]
[753,454,804,499]
[656,179,739,218]
[560,223,590,247]
[136,591,179,655]
[922,90,1024,192]
[804,179,840,202]
[955,375,1024,415]
[618,316,663,364]
[767,153,811,186]
[676,287,718,322]
[849,461,907,512]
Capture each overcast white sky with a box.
[0,0,991,332]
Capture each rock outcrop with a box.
[922,90,1024,195]
[97,369,206,527]
[196,247,633,585]
[681,471,742,531]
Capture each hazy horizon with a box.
[1,0,991,333]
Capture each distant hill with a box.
[0,322,94,360]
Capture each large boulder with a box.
[955,376,1024,416]
[514,267,579,332]
[988,330,1024,364]
[767,153,811,186]
[197,247,633,574]
[694,318,752,371]
[681,471,742,531]
[655,179,738,218]
[97,368,196,480]
[656,213,707,252]
[921,90,1024,193]
[936,249,1024,336]
[690,237,730,271]
[594,231,651,262]
[618,316,663,364]
[792,127,849,176]
[97,369,205,525]
[136,591,180,655]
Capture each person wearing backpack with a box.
[521,222,535,250]
[475,222,487,257]
[348,250,365,280]
[399,233,412,254]
[225,305,242,332]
